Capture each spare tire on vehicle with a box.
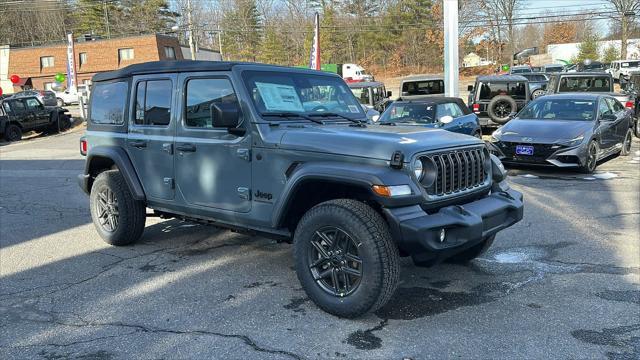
[487,95,517,124]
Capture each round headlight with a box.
[412,158,424,180]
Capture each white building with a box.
[181,47,222,61]
[546,38,640,63]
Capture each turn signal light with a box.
[625,101,634,109]
[472,103,480,113]
[372,185,412,197]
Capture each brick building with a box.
[1,34,184,93]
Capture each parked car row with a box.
[0,95,72,141]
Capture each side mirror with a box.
[467,85,474,92]
[600,113,617,122]
[386,91,392,98]
[401,91,409,97]
[211,102,240,128]
[439,115,454,124]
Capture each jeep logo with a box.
[254,190,273,201]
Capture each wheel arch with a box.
[84,146,145,201]
[271,162,422,232]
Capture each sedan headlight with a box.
[559,135,584,147]
[412,158,424,181]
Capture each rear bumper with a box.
[383,184,523,266]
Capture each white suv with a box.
[608,60,640,83]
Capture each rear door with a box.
[174,73,252,212]
[7,99,35,129]
[126,75,176,201]
[605,97,629,142]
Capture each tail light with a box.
[472,103,480,113]
[80,138,87,156]
[625,101,634,109]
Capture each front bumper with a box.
[486,141,587,168]
[383,183,523,266]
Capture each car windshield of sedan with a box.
[379,103,436,124]
[242,70,365,117]
[518,99,596,121]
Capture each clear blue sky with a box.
[520,0,612,36]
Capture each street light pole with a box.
[443,0,459,97]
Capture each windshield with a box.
[519,98,596,121]
[621,61,640,68]
[350,87,370,105]
[478,81,527,100]
[379,103,436,124]
[242,70,365,118]
[558,76,610,92]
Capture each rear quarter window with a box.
[90,81,128,125]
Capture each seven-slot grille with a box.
[422,147,487,196]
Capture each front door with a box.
[126,75,176,201]
[174,74,252,213]
[7,99,35,129]
[596,98,618,150]
[24,98,50,127]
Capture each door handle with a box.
[129,140,147,148]
[176,143,196,152]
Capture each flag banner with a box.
[66,33,77,91]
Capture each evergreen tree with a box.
[600,44,620,63]
[574,31,600,63]
[258,26,287,65]
[221,0,262,61]
[76,0,115,36]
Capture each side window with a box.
[598,99,613,117]
[90,81,128,125]
[25,98,43,110]
[606,98,624,113]
[447,102,464,118]
[436,103,460,119]
[185,78,238,129]
[11,100,26,112]
[134,79,172,126]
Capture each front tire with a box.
[90,170,146,246]
[4,124,22,142]
[580,140,599,174]
[620,128,633,156]
[293,199,399,318]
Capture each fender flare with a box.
[271,161,422,228]
[83,146,146,200]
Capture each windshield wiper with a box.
[308,112,366,126]
[261,112,324,124]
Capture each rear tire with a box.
[90,170,146,246]
[446,235,496,264]
[4,124,22,142]
[634,119,640,138]
[293,199,399,318]
[56,98,64,107]
[531,89,545,99]
[620,128,632,156]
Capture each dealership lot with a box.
[0,131,638,359]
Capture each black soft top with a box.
[92,60,320,82]
[476,75,528,82]
[552,72,613,77]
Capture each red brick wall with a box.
[8,34,183,90]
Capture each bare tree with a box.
[480,0,524,66]
[606,0,640,59]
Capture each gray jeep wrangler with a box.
[78,61,523,317]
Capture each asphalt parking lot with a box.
[1,130,638,360]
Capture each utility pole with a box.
[217,25,224,60]
[187,0,196,60]
[443,0,459,97]
[103,0,111,39]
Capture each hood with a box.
[278,124,481,160]
[499,119,594,143]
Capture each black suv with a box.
[0,96,71,141]
[467,75,529,127]
[78,61,524,317]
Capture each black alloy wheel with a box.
[308,226,363,297]
[4,124,22,142]
[581,141,598,174]
[493,100,511,118]
[621,129,632,156]
[95,187,119,232]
